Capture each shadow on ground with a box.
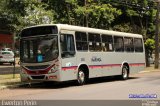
[11,76,139,90]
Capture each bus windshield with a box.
[20,35,58,63]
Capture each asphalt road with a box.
[0,58,20,74]
[0,64,20,75]
[0,71,160,100]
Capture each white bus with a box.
[19,24,145,85]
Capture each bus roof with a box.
[23,24,143,38]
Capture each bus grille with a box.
[26,65,50,70]
[31,75,45,79]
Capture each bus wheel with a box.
[77,69,86,85]
[121,65,129,80]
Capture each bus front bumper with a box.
[20,73,60,82]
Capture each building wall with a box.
[0,34,13,50]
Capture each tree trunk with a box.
[145,47,150,67]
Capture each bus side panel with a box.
[129,53,145,74]
[73,52,103,79]
[77,52,120,78]
[101,52,145,77]
[59,56,78,81]
[87,52,103,78]
[59,52,145,82]
[101,52,122,77]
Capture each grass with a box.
[0,74,20,79]
[0,74,21,87]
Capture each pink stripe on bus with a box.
[61,63,145,71]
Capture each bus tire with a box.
[77,69,86,85]
[121,65,129,80]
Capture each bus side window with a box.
[134,38,143,52]
[61,34,75,58]
[114,36,124,52]
[101,35,113,52]
[75,32,88,51]
[124,37,134,52]
[88,33,101,52]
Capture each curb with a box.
[0,84,28,90]
[0,82,40,90]
[139,70,160,73]
[0,81,28,90]
[0,83,22,90]
[0,86,7,90]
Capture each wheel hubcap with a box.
[78,71,85,83]
[123,68,128,78]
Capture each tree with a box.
[0,0,55,34]
[77,2,122,29]
[112,23,133,32]
[0,0,158,67]
[145,38,155,66]
[47,0,122,29]
[23,0,55,26]
[0,0,19,33]
[105,0,157,67]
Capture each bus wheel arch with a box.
[77,64,89,85]
[121,63,130,80]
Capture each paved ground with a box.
[0,69,159,100]
[0,65,20,75]
[0,58,20,75]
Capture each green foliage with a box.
[23,1,55,25]
[0,0,55,34]
[65,0,78,5]
[145,38,155,50]
[0,0,158,62]
[113,23,133,32]
[126,9,139,16]
[0,0,19,33]
[0,0,157,38]
[87,3,122,29]
[71,1,121,28]
[145,38,155,57]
